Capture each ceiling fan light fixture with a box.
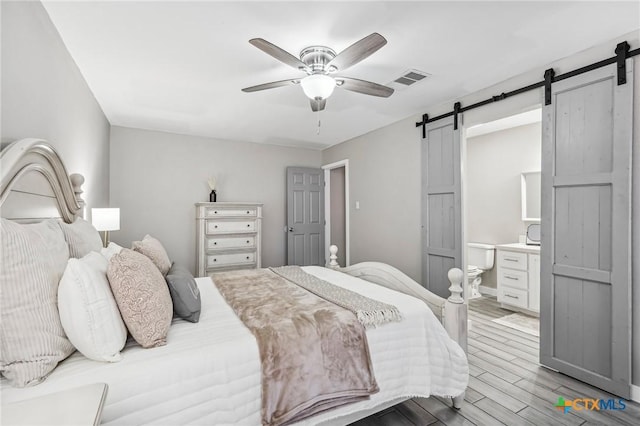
[300,74,336,100]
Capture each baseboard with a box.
[632,384,640,403]
[478,285,497,297]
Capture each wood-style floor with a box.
[351,296,640,426]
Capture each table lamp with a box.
[92,208,120,247]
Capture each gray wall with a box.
[322,117,422,281]
[1,1,110,211]
[466,122,541,288]
[329,166,346,266]
[110,126,322,272]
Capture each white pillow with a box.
[58,218,103,259]
[101,242,123,261]
[58,251,127,362]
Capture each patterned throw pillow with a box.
[0,219,74,387]
[132,234,171,276]
[58,217,103,258]
[107,249,173,348]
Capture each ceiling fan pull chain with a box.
[317,107,321,135]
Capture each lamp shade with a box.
[91,208,120,231]
[300,74,336,100]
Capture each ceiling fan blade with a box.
[336,77,394,98]
[327,33,387,72]
[241,78,300,93]
[249,38,309,71]
[310,98,327,112]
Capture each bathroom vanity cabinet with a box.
[496,243,540,314]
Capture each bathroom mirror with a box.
[521,171,541,221]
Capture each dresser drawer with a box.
[206,236,256,250]
[498,267,528,290]
[497,250,528,271]
[207,252,256,268]
[206,220,256,233]
[498,287,528,309]
[204,207,257,217]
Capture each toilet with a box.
[467,243,495,299]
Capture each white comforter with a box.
[0,266,468,425]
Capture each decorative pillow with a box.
[101,242,123,261]
[165,264,201,323]
[58,217,103,258]
[0,219,74,387]
[132,235,171,276]
[107,249,173,348]
[58,252,127,362]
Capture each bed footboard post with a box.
[445,267,467,409]
[444,268,467,354]
[328,244,340,269]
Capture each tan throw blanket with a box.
[212,268,379,426]
[270,266,402,327]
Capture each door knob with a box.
[288,227,294,232]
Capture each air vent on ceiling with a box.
[389,69,430,90]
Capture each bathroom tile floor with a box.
[351,296,639,426]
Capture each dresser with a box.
[496,243,540,314]
[195,202,262,277]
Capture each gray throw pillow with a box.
[165,264,201,323]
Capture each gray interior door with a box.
[287,167,325,266]
[421,116,462,298]
[540,61,633,398]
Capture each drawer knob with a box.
[505,275,519,280]
[247,224,250,228]
[505,294,519,299]
[213,259,217,262]
[214,225,218,229]
[504,258,518,262]
[246,256,250,260]
[246,211,250,214]
[214,211,218,214]
[213,242,217,245]
[246,240,250,244]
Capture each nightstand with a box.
[1,383,108,426]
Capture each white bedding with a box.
[0,266,468,425]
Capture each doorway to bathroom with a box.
[462,108,542,365]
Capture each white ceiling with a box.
[42,1,639,150]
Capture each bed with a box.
[0,139,469,425]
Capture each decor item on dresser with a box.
[195,202,263,277]
[496,243,540,314]
[91,208,120,247]
[1,139,470,425]
[207,176,217,202]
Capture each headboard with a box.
[0,139,85,224]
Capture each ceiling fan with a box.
[241,33,394,112]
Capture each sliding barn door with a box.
[287,167,325,266]
[540,61,633,398]
[421,116,462,298]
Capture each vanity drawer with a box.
[206,252,256,268]
[206,236,256,250]
[498,250,528,271]
[498,267,528,290]
[205,207,257,217]
[498,287,528,309]
[206,220,256,233]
